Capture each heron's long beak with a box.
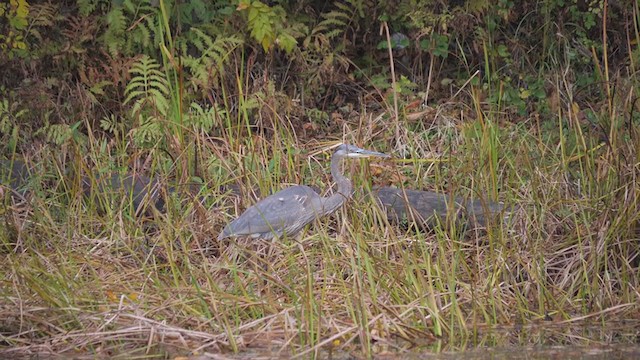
[347,147,390,159]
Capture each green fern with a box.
[311,0,363,41]
[181,28,243,91]
[124,55,170,118]
[77,0,99,17]
[102,0,158,56]
[123,55,171,148]
[186,102,227,132]
[129,116,163,148]
[297,0,365,91]
[103,5,126,56]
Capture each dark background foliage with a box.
[0,0,637,149]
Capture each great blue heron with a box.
[1,159,33,197]
[81,173,167,215]
[2,157,512,233]
[372,187,508,230]
[217,144,389,240]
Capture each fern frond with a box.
[311,1,362,40]
[130,115,164,147]
[77,0,99,16]
[186,102,226,132]
[123,90,146,105]
[181,29,243,91]
[104,6,126,56]
[124,55,170,118]
[102,0,158,56]
[130,20,151,49]
[148,89,169,115]
[29,3,57,27]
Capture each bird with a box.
[81,172,166,215]
[217,144,390,240]
[372,187,509,230]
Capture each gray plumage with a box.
[373,187,509,229]
[0,159,33,197]
[218,144,389,240]
[81,173,166,214]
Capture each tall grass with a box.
[2,42,639,360]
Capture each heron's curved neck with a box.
[321,153,353,214]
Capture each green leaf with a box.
[276,32,297,54]
[497,44,509,57]
[377,40,389,50]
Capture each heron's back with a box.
[218,185,322,239]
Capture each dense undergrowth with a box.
[1,0,639,358]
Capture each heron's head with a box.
[334,144,390,159]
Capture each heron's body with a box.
[218,185,325,239]
[218,144,388,240]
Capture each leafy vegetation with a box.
[1,0,639,358]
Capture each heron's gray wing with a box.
[221,185,322,238]
[1,160,28,193]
